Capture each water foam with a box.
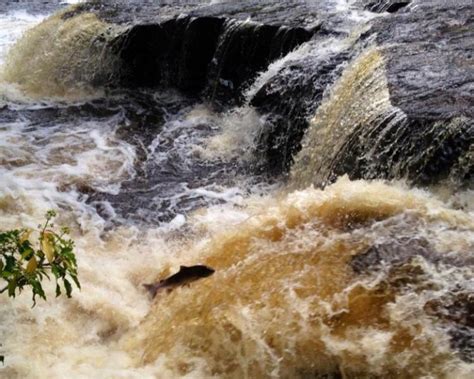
[0,11,45,66]
[117,177,474,378]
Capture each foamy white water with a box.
[0,2,472,378]
[0,11,45,65]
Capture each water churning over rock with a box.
[0,1,472,378]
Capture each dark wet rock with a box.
[328,0,474,187]
[0,89,168,130]
[373,0,473,120]
[63,1,321,101]
[351,238,433,274]
[114,17,225,92]
[69,0,321,28]
[352,235,474,363]
[327,116,473,186]
[113,15,314,101]
[69,0,363,110]
[250,41,350,173]
[359,0,411,13]
[204,20,315,103]
[382,262,474,363]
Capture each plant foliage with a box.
[0,210,80,306]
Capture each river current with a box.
[0,1,473,378]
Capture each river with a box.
[0,1,472,378]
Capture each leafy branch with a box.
[0,210,80,306]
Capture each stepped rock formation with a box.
[4,0,473,186]
[77,0,471,188]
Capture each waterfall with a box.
[0,1,472,378]
[0,8,122,99]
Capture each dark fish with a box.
[143,265,215,298]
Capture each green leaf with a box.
[4,256,16,273]
[64,279,72,298]
[8,279,16,297]
[30,280,46,307]
[70,274,81,290]
[20,244,34,260]
[51,265,61,279]
[1,211,79,306]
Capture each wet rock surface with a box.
[68,1,337,102]
[374,0,473,120]
[105,1,322,103]
[351,230,474,363]
[358,0,411,13]
[351,237,474,274]
[331,0,473,187]
[425,291,474,362]
[250,42,351,174]
[68,0,322,28]
[114,16,314,102]
[281,0,473,188]
[325,115,473,186]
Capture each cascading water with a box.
[291,40,472,190]
[0,8,122,100]
[0,1,472,378]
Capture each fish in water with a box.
[143,265,215,298]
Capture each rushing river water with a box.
[0,1,473,378]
